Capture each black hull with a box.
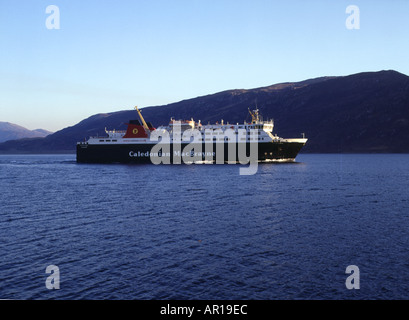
[76,141,306,164]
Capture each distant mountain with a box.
[0,122,52,143]
[0,70,408,153]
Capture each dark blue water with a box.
[1,154,409,300]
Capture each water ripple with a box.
[1,154,409,299]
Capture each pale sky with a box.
[1,0,408,131]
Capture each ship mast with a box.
[248,108,260,124]
[135,106,150,131]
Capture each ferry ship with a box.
[76,107,307,164]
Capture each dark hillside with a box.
[1,70,408,153]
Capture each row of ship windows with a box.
[203,131,263,135]
[99,138,265,142]
[204,137,266,141]
[201,125,265,130]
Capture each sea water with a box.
[0,154,409,299]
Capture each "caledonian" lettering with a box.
[129,151,215,157]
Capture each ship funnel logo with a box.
[133,128,139,134]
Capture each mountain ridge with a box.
[0,70,408,154]
[0,122,53,143]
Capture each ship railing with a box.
[105,130,127,134]
[87,130,127,138]
[255,120,274,125]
